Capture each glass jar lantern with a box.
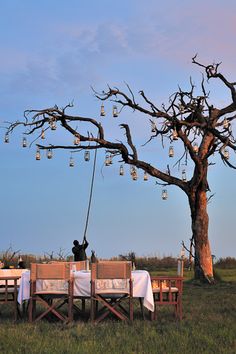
[169,146,174,157]
[69,156,75,167]
[22,137,27,148]
[162,189,168,200]
[41,128,45,139]
[131,167,138,181]
[50,119,57,130]
[143,171,148,181]
[100,103,105,117]
[223,148,229,159]
[182,169,187,181]
[35,147,41,160]
[4,133,9,143]
[119,165,124,176]
[84,150,90,161]
[172,128,178,140]
[223,118,229,129]
[47,148,53,159]
[113,105,118,117]
[179,104,185,113]
[108,154,113,165]
[73,135,80,145]
[151,122,156,133]
[193,143,199,153]
[105,154,110,166]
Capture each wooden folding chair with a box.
[90,261,133,323]
[150,276,183,320]
[28,263,73,323]
[0,275,21,321]
[48,261,89,318]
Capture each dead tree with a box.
[4,56,236,283]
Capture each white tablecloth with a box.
[17,269,154,312]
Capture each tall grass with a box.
[0,269,235,354]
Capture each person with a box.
[72,238,89,261]
[91,250,97,263]
[17,256,26,269]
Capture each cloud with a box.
[1,1,236,100]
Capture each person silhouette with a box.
[91,250,97,263]
[72,238,89,261]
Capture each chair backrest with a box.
[68,261,88,271]
[91,261,132,280]
[91,261,132,295]
[30,263,70,281]
[151,276,183,295]
[48,261,88,271]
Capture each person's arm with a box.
[84,239,89,249]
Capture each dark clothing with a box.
[91,251,97,263]
[18,261,25,269]
[72,240,89,261]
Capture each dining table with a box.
[17,269,154,312]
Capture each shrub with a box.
[215,257,236,269]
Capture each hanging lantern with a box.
[193,142,199,153]
[105,154,110,166]
[84,150,90,161]
[182,169,187,181]
[223,148,229,159]
[109,154,113,165]
[41,128,45,140]
[113,105,118,117]
[143,171,148,181]
[4,133,9,143]
[131,167,138,181]
[100,103,105,117]
[73,135,80,145]
[69,156,74,167]
[169,146,174,157]
[172,128,178,140]
[50,119,57,130]
[223,118,229,129]
[35,147,41,160]
[179,104,185,113]
[22,137,27,148]
[151,122,156,133]
[119,165,124,176]
[162,189,168,200]
[47,148,53,159]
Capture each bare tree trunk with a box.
[189,189,214,283]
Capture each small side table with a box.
[0,275,21,321]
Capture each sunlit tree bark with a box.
[5,57,236,283]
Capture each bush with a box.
[215,257,236,269]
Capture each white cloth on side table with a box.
[0,269,28,286]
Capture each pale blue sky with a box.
[1,0,236,260]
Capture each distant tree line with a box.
[1,247,235,271]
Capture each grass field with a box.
[0,268,235,354]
